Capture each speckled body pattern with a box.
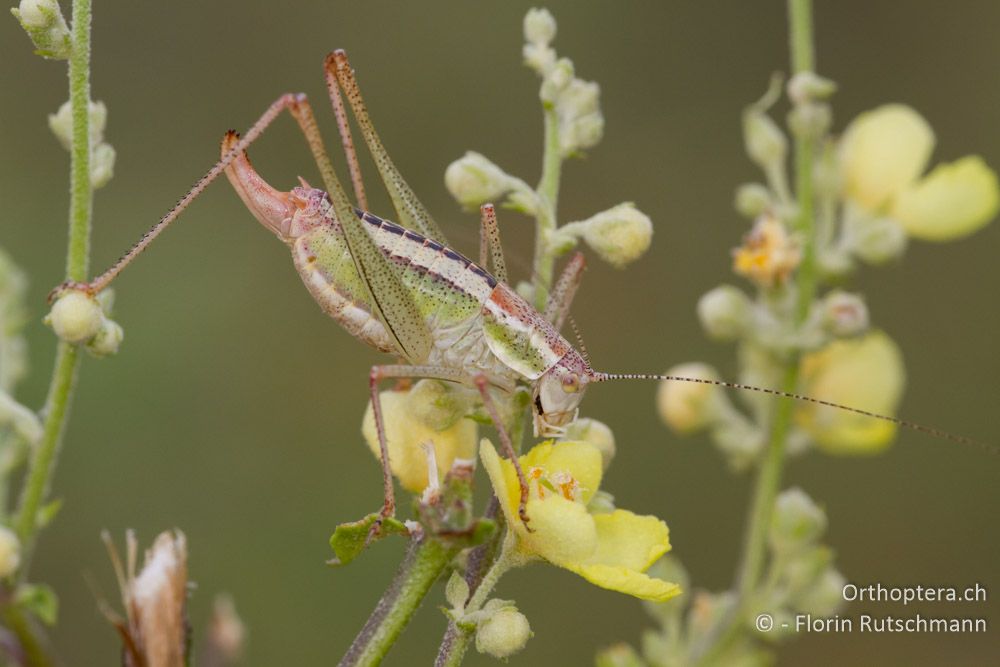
[287,188,573,384]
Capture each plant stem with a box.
[14,0,93,577]
[694,1,818,662]
[532,105,562,311]
[433,534,519,667]
[338,535,458,667]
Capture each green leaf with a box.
[328,513,408,566]
[445,571,470,610]
[15,583,59,626]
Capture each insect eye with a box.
[562,375,580,393]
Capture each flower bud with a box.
[49,99,109,151]
[91,142,116,189]
[743,109,787,170]
[571,203,653,268]
[0,391,43,445]
[476,608,531,659]
[851,216,908,265]
[444,152,515,209]
[769,487,827,555]
[556,79,603,154]
[596,644,645,667]
[562,417,615,470]
[788,102,832,140]
[11,0,71,59]
[795,568,847,617]
[86,318,124,358]
[734,183,773,218]
[523,7,557,45]
[0,526,22,578]
[697,285,751,341]
[522,43,556,75]
[820,290,868,338]
[540,58,574,103]
[657,363,722,434]
[46,291,103,344]
[787,72,837,105]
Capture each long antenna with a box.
[595,372,995,455]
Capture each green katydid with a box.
[51,50,984,531]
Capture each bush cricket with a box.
[51,50,986,532]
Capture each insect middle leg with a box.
[369,365,533,530]
[478,203,508,285]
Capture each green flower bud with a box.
[561,417,615,469]
[595,644,645,667]
[86,318,124,358]
[567,203,653,268]
[91,142,116,189]
[476,608,531,659]
[851,216,908,265]
[444,152,516,209]
[769,487,827,555]
[49,99,108,151]
[796,568,847,617]
[787,72,837,105]
[697,285,751,341]
[734,183,773,218]
[540,58,574,103]
[522,42,556,75]
[46,291,103,344]
[523,7,557,46]
[657,363,723,434]
[788,102,832,140]
[743,109,787,170]
[820,290,868,338]
[0,526,21,578]
[0,391,42,444]
[11,0,71,59]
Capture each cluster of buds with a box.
[445,573,533,661]
[45,289,123,357]
[11,0,71,59]
[49,99,117,188]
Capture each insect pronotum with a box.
[53,50,987,532]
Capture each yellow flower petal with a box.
[797,331,906,454]
[567,564,681,602]
[521,440,603,504]
[522,496,598,566]
[479,439,520,530]
[586,510,671,571]
[362,390,476,493]
[839,104,934,211]
[891,156,999,241]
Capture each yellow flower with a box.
[362,385,477,493]
[839,104,999,241]
[732,214,801,287]
[480,439,680,601]
[796,330,905,454]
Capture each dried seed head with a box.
[130,531,188,667]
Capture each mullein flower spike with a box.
[480,439,680,602]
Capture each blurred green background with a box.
[2,1,998,665]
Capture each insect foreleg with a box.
[478,204,508,285]
[543,252,586,332]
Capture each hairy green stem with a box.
[433,533,520,667]
[339,535,458,667]
[14,0,93,581]
[531,105,562,311]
